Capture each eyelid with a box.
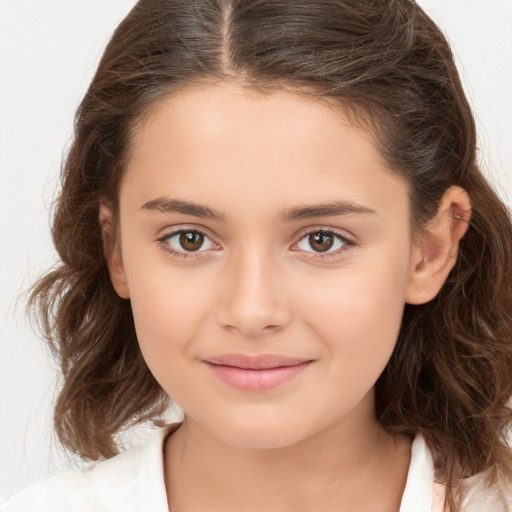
[156,222,224,243]
[293,225,356,243]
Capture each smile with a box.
[202,354,313,392]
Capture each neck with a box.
[164,400,412,512]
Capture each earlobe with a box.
[99,202,130,299]
[406,186,471,305]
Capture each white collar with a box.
[400,433,436,511]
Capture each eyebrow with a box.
[140,198,226,221]
[280,201,377,222]
[140,197,376,222]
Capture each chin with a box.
[203,414,308,451]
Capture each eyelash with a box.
[156,227,356,260]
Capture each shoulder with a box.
[458,430,512,509]
[458,471,512,511]
[2,469,95,512]
[1,425,177,512]
[401,434,512,511]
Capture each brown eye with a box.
[159,229,218,257]
[179,231,205,251]
[295,230,348,255]
[308,232,335,252]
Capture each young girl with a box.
[3,0,512,510]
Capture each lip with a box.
[203,353,313,392]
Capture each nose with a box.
[215,247,292,337]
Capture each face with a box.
[109,81,421,449]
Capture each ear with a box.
[99,202,130,299]
[405,186,471,305]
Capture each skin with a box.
[104,81,470,511]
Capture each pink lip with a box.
[203,354,312,392]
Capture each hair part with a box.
[29,1,512,509]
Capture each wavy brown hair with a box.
[29,0,512,509]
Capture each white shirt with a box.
[2,425,507,511]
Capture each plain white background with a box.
[1,0,511,502]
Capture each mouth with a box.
[202,353,313,392]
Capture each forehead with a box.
[122,81,409,223]
[132,82,377,161]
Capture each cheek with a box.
[125,265,214,379]
[301,250,411,373]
